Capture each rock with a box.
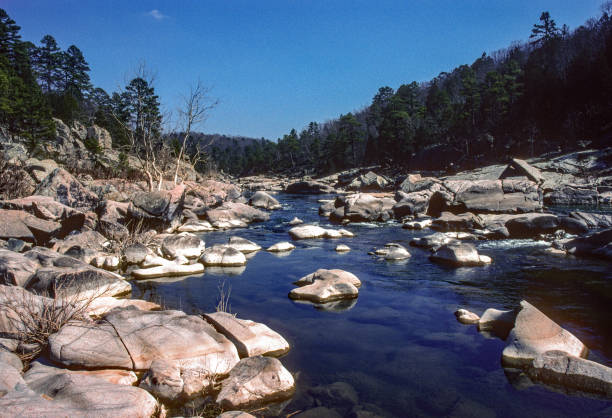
[0,351,25,395]
[374,243,411,260]
[0,360,159,417]
[431,211,483,232]
[0,249,39,286]
[249,191,281,210]
[289,269,361,303]
[307,381,359,413]
[527,350,612,397]
[34,168,99,211]
[289,225,327,240]
[203,312,290,358]
[0,209,62,245]
[91,255,120,271]
[335,244,350,252]
[319,200,336,217]
[201,245,247,266]
[569,212,612,229]
[499,158,544,184]
[288,217,303,226]
[502,301,587,367]
[216,356,295,409]
[399,175,440,194]
[132,261,204,279]
[25,158,59,183]
[346,171,389,192]
[128,184,185,229]
[27,360,137,386]
[86,125,112,150]
[402,218,433,230]
[392,191,432,218]
[561,229,612,260]
[544,186,599,206]
[1,195,87,235]
[51,230,108,259]
[161,232,205,259]
[338,229,354,237]
[49,309,240,397]
[454,309,480,324]
[124,243,152,265]
[218,412,256,418]
[177,219,214,232]
[410,232,456,250]
[558,216,590,235]
[430,243,491,267]
[227,236,262,253]
[505,214,560,238]
[267,242,295,252]
[86,297,161,318]
[206,202,269,229]
[478,308,516,338]
[5,238,31,253]
[138,358,186,402]
[285,181,334,194]
[342,193,392,222]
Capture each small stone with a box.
[335,245,350,252]
[455,309,480,324]
[267,242,296,252]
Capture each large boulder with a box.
[0,209,62,245]
[51,230,108,263]
[216,356,295,409]
[205,202,269,229]
[568,212,612,229]
[24,158,59,183]
[544,186,599,206]
[249,191,281,210]
[49,309,240,398]
[502,301,587,367]
[200,245,247,266]
[285,181,334,194]
[346,171,389,192]
[410,232,456,250]
[86,125,113,150]
[128,184,185,229]
[560,228,612,261]
[288,225,327,240]
[505,214,560,238]
[0,249,39,286]
[335,194,393,223]
[34,168,99,211]
[204,312,290,358]
[527,350,612,397]
[0,360,158,417]
[392,191,432,218]
[289,269,361,303]
[430,243,491,267]
[161,232,205,259]
[431,211,483,232]
[227,236,261,253]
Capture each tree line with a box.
[212,6,612,176]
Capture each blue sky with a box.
[3,0,606,139]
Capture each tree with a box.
[33,35,61,92]
[530,12,561,45]
[173,79,218,183]
[338,112,363,166]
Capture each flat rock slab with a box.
[131,262,205,279]
[49,309,240,376]
[0,361,157,418]
[216,356,295,409]
[502,301,587,367]
[289,269,361,303]
[204,312,290,358]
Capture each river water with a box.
[133,194,612,417]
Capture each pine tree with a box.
[33,35,61,92]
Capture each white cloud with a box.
[147,9,168,21]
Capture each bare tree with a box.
[173,79,218,184]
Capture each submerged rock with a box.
[335,244,350,252]
[204,312,290,358]
[502,301,587,367]
[289,269,361,303]
[455,309,480,324]
[267,242,296,252]
[216,356,295,409]
[288,217,303,226]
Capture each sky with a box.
[2,0,607,140]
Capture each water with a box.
[132,194,612,417]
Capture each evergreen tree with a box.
[33,35,61,92]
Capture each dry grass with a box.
[215,280,232,314]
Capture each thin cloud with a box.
[147,9,168,21]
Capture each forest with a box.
[1,6,611,177]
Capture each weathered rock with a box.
[249,191,281,210]
[430,243,491,267]
[289,269,361,303]
[318,200,336,217]
[478,308,516,339]
[132,261,205,279]
[267,242,295,252]
[505,213,560,238]
[91,255,120,271]
[206,202,269,229]
[123,243,152,265]
[346,171,389,192]
[431,211,483,232]
[455,309,480,324]
[49,310,240,389]
[27,360,137,386]
[204,312,290,358]
[392,191,432,218]
[161,232,205,259]
[402,218,433,230]
[561,229,612,260]
[35,168,99,211]
[0,351,25,395]
[86,125,113,150]
[86,296,161,318]
[227,236,262,253]
[544,186,599,206]
[373,243,411,260]
[177,219,214,232]
[335,244,350,252]
[128,184,185,229]
[0,360,158,417]
[1,196,87,235]
[410,232,456,250]
[499,158,544,184]
[0,249,39,286]
[569,212,612,229]
[0,209,62,245]
[201,245,247,266]
[289,225,327,240]
[288,217,303,226]
[399,175,440,194]
[216,356,295,409]
[527,350,612,397]
[218,412,256,418]
[502,301,587,367]
[51,230,108,258]
[342,194,391,222]
[285,181,334,194]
